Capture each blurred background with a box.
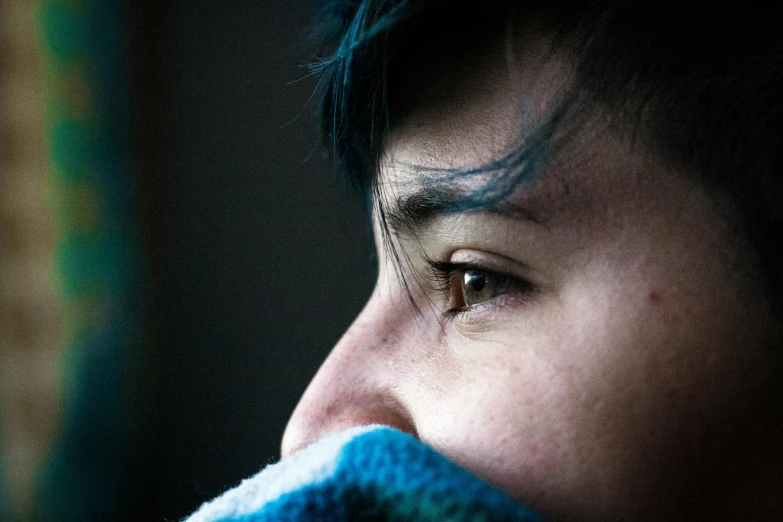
[0,1,375,520]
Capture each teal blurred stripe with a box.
[34,0,146,520]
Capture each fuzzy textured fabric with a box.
[185,426,544,522]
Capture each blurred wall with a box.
[3,2,146,520]
[134,1,375,519]
[0,2,61,519]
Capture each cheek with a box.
[547,274,772,504]
[402,277,764,517]
[410,348,581,507]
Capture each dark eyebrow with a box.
[384,184,544,238]
[385,186,463,238]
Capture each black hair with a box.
[308,0,783,308]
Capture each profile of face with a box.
[282,29,783,521]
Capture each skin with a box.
[282,32,783,521]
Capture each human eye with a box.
[425,257,535,316]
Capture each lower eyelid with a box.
[448,295,526,335]
[453,290,534,323]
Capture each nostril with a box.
[281,396,417,458]
[373,399,418,440]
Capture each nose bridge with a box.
[281,289,417,457]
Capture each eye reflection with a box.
[462,269,498,306]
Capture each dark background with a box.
[132,2,376,519]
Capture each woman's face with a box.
[282,38,783,521]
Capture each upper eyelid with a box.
[424,259,460,291]
[423,259,521,299]
[427,259,517,282]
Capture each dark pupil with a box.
[465,271,486,292]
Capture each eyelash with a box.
[425,259,535,318]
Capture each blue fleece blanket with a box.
[184,425,543,521]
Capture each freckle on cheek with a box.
[648,290,662,304]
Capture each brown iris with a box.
[461,269,495,306]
